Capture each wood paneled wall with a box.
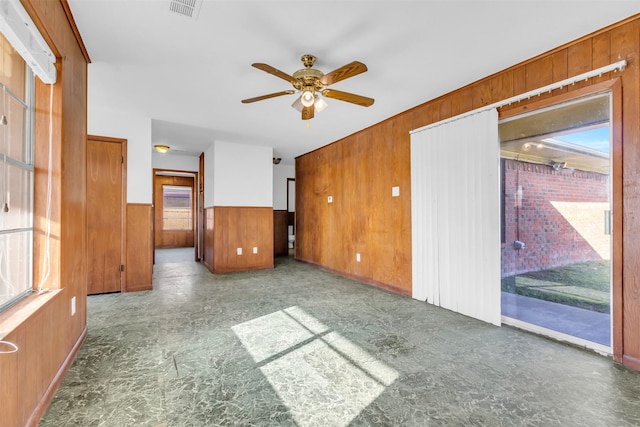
[296,119,412,296]
[126,204,153,292]
[202,206,274,273]
[296,15,640,369]
[274,210,288,256]
[0,1,89,426]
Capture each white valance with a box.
[410,60,626,136]
[0,0,57,84]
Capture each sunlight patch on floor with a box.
[232,306,398,427]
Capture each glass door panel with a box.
[499,93,612,351]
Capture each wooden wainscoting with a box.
[125,204,153,291]
[202,206,273,273]
[0,293,87,427]
[273,210,288,256]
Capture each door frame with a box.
[87,135,127,293]
[498,79,622,360]
[152,168,199,258]
[287,177,295,230]
[199,153,204,262]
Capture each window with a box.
[0,32,34,312]
[162,185,192,230]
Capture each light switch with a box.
[356,253,361,262]
[253,247,258,254]
[392,186,400,197]
[237,248,242,255]
[328,196,333,203]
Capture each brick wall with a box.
[501,159,609,277]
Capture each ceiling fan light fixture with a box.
[314,96,328,113]
[154,144,170,154]
[291,96,303,113]
[300,90,315,107]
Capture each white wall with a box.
[88,64,154,203]
[212,141,272,207]
[273,164,295,210]
[88,64,272,207]
[204,143,215,208]
[152,151,200,172]
[88,107,152,204]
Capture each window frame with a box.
[161,184,193,231]
[0,51,35,313]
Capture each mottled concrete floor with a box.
[40,250,640,426]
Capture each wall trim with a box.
[26,325,88,427]
[213,264,275,274]
[60,0,91,63]
[297,258,412,297]
[622,355,640,371]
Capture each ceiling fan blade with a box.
[302,105,314,120]
[252,63,296,83]
[321,89,374,107]
[241,90,295,104]
[319,61,368,86]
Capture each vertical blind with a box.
[410,108,501,326]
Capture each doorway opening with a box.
[153,170,199,263]
[499,93,612,353]
[287,177,295,256]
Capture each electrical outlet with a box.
[356,253,361,262]
[253,247,258,254]
[71,296,76,316]
[237,248,243,255]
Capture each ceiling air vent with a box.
[169,0,202,19]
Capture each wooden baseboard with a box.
[124,283,153,292]
[623,354,640,371]
[213,264,274,274]
[296,258,412,297]
[26,326,88,427]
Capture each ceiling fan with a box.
[241,54,374,120]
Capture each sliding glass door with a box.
[499,93,612,352]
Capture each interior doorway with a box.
[287,178,295,254]
[499,92,613,352]
[153,171,197,253]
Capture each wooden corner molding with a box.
[60,0,91,63]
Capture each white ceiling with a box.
[66,1,640,164]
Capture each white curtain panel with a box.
[411,108,501,326]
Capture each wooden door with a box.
[87,136,125,294]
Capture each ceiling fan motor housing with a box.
[292,67,324,92]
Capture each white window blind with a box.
[411,108,501,326]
